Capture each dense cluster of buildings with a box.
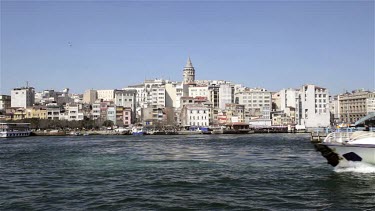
[1,58,374,129]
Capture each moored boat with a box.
[317,131,375,166]
[132,126,145,135]
[0,123,31,138]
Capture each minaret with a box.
[183,57,195,84]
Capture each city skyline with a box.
[1,1,374,95]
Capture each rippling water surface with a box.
[1,134,375,210]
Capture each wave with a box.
[334,161,375,173]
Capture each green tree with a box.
[102,120,114,128]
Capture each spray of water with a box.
[334,161,375,173]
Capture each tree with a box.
[102,120,114,128]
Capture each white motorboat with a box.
[0,123,31,138]
[317,131,375,166]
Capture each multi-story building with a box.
[275,88,299,124]
[91,101,112,122]
[83,89,97,104]
[46,104,61,120]
[296,84,330,127]
[114,90,136,111]
[329,95,340,124]
[100,101,111,121]
[13,108,26,120]
[25,107,47,119]
[271,111,295,126]
[219,84,232,110]
[366,92,375,114]
[224,103,245,123]
[279,89,298,111]
[338,89,371,124]
[123,85,146,108]
[123,107,132,126]
[208,84,220,109]
[235,88,272,120]
[165,82,188,108]
[0,95,11,110]
[66,104,84,121]
[92,102,101,120]
[97,89,115,102]
[272,92,281,111]
[181,104,209,127]
[150,87,166,107]
[107,106,116,124]
[11,87,35,108]
[189,86,209,99]
[116,106,125,126]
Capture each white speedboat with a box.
[317,131,375,166]
[0,123,31,138]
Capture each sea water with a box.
[1,134,374,210]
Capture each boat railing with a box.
[323,132,353,144]
[323,131,375,144]
[349,131,375,141]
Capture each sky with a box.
[1,0,374,95]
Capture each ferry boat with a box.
[0,123,31,138]
[317,131,375,166]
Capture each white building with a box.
[182,105,210,127]
[123,85,146,108]
[114,90,137,121]
[279,88,298,111]
[91,102,101,120]
[46,104,61,120]
[296,84,330,128]
[151,87,166,107]
[165,82,188,108]
[219,84,232,110]
[65,104,84,121]
[189,86,209,98]
[11,87,35,108]
[114,90,136,109]
[97,89,115,102]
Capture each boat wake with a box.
[334,161,375,173]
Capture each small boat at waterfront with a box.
[69,131,83,136]
[132,126,145,135]
[317,131,375,167]
[0,123,31,138]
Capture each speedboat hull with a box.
[321,143,375,166]
[317,131,375,166]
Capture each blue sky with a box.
[1,0,374,95]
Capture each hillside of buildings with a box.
[1,58,374,130]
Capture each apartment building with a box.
[0,95,11,110]
[338,89,371,124]
[235,88,272,120]
[296,85,330,127]
[11,87,35,108]
[181,104,209,127]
